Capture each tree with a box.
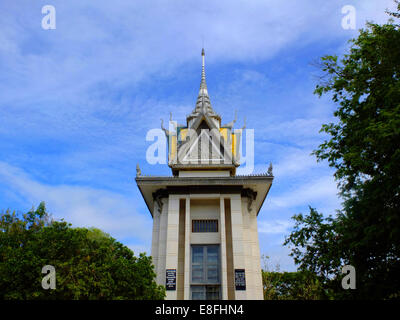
[0,202,165,300]
[284,2,400,299]
[262,270,325,300]
[261,255,326,300]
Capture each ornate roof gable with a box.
[164,49,241,176]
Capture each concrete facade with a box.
[148,192,266,300]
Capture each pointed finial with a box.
[160,118,170,136]
[267,162,273,176]
[242,117,247,130]
[136,164,141,177]
[187,48,220,122]
[222,109,238,129]
[201,49,206,84]
[199,47,208,99]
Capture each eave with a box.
[135,174,273,218]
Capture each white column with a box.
[219,197,228,300]
[230,194,247,300]
[250,211,263,299]
[184,196,191,300]
[157,198,168,285]
[151,203,161,281]
[241,199,251,298]
[165,195,180,300]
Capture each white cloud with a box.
[126,243,151,256]
[258,219,292,235]
[269,174,340,210]
[273,148,318,178]
[0,0,395,106]
[256,117,330,147]
[0,161,152,245]
[260,246,296,272]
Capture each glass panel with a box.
[193,265,202,276]
[207,245,218,255]
[192,292,204,300]
[192,246,203,263]
[192,246,204,283]
[206,246,219,283]
[207,253,218,263]
[191,245,220,291]
[191,286,205,300]
[192,266,204,283]
[206,286,220,300]
[207,246,218,263]
[207,267,218,282]
[193,254,203,264]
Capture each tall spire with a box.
[199,48,208,97]
[187,48,220,125]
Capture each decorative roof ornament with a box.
[267,162,273,176]
[222,110,237,129]
[136,164,141,177]
[187,48,221,125]
[160,118,170,136]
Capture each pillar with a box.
[165,195,180,300]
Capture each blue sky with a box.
[0,0,396,271]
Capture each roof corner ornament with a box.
[169,112,179,130]
[160,118,170,137]
[153,189,168,214]
[136,163,141,177]
[223,110,237,129]
[242,188,257,212]
[242,116,247,130]
[155,195,163,213]
[267,162,273,176]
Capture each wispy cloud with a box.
[258,220,293,235]
[0,161,152,252]
[269,174,340,210]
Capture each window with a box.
[192,219,218,232]
[191,285,220,300]
[191,245,220,300]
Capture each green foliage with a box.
[261,256,327,300]
[283,207,342,279]
[283,207,352,300]
[285,3,400,300]
[263,270,326,300]
[313,22,400,194]
[0,202,165,300]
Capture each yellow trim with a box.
[170,135,177,161]
[180,128,188,142]
[232,133,237,156]
[220,128,228,141]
